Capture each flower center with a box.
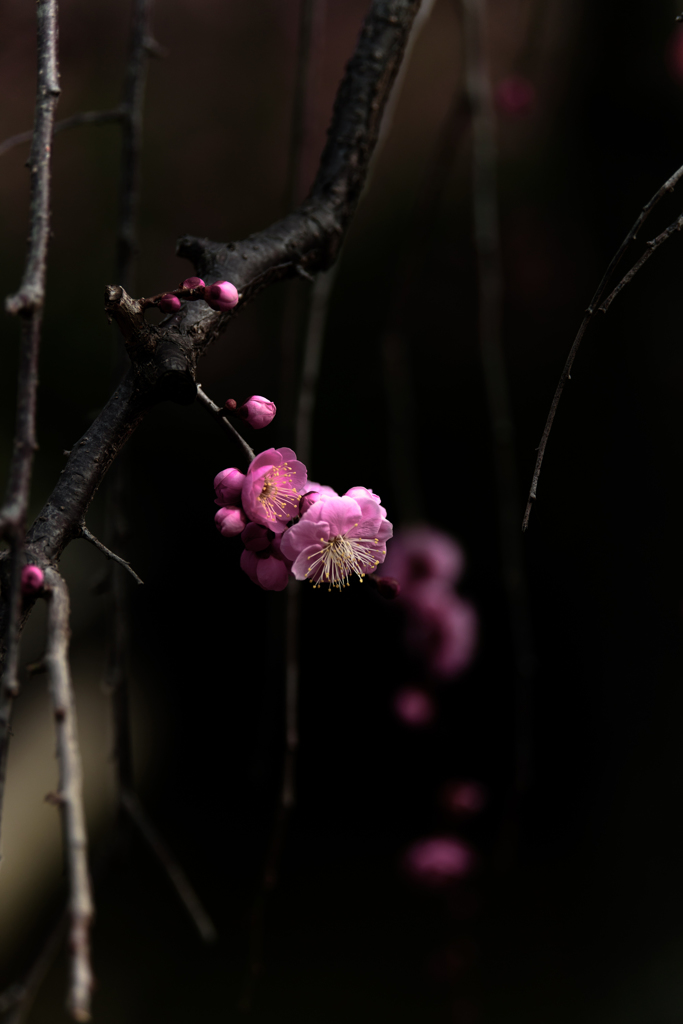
[257,464,299,522]
[306,531,383,590]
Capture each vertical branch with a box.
[0,0,61,848]
[43,568,94,1022]
[461,0,534,791]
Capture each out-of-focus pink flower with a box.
[240,549,289,591]
[241,522,271,551]
[383,525,465,591]
[158,293,181,314]
[214,467,245,507]
[214,505,247,537]
[440,780,487,816]
[369,575,400,600]
[204,280,239,311]
[241,447,307,533]
[393,686,435,726]
[281,494,392,589]
[236,396,276,429]
[406,585,477,679]
[495,75,536,116]
[667,26,683,82]
[403,836,474,885]
[299,482,338,517]
[182,276,205,290]
[21,565,44,595]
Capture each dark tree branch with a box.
[522,161,683,530]
[43,568,94,1022]
[0,0,61,852]
[78,524,144,585]
[0,108,124,160]
[196,386,256,464]
[120,790,218,944]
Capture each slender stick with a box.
[196,386,256,464]
[43,568,94,1022]
[522,162,683,530]
[78,524,144,585]
[0,0,61,856]
[120,790,218,943]
[0,108,123,159]
[462,0,535,789]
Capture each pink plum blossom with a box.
[182,276,205,290]
[280,493,392,589]
[158,293,181,314]
[214,467,245,507]
[393,686,435,726]
[241,522,271,551]
[495,75,536,116]
[403,836,474,886]
[383,525,465,591]
[204,280,239,311]
[440,781,487,816]
[240,549,290,591]
[405,584,478,679]
[236,395,276,429]
[214,505,247,537]
[241,447,307,533]
[299,481,338,517]
[21,565,44,595]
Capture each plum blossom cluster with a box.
[155,277,239,315]
[384,526,477,682]
[214,446,393,592]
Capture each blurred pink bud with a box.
[204,280,239,311]
[21,565,44,595]
[393,686,435,726]
[158,293,181,314]
[383,525,465,590]
[495,75,536,116]
[182,276,205,290]
[214,505,247,537]
[242,522,271,551]
[236,395,276,429]
[214,467,245,507]
[440,780,487,816]
[403,836,474,886]
[406,585,478,679]
[667,26,683,82]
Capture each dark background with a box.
[3,0,683,1021]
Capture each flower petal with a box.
[256,555,290,591]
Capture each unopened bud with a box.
[214,505,247,537]
[204,280,239,312]
[214,467,245,506]
[158,293,182,314]
[495,76,536,116]
[21,565,44,595]
[181,276,205,291]
[225,399,238,412]
[236,395,276,429]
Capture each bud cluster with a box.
[153,277,240,316]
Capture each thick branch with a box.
[43,569,94,1022]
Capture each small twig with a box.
[0,108,124,159]
[120,789,218,944]
[43,568,94,1022]
[523,161,683,530]
[78,524,144,585]
[196,386,255,464]
[599,212,683,313]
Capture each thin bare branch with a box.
[523,161,683,530]
[0,108,123,160]
[120,790,218,944]
[196,386,256,464]
[78,524,144,585]
[43,568,93,1022]
[599,212,683,312]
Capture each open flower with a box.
[280,494,392,589]
[241,447,307,533]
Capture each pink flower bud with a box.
[403,836,475,886]
[158,293,182,314]
[204,280,239,312]
[393,686,434,727]
[181,276,205,290]
[21,564,44,596]
[225,399,238,412]
[214,467,245,506]
[242,522,271,551]
[440,781,487,816]
[495,76,536,116]
[236,396,276,429]
[214,505,247,537]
